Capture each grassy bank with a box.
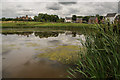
[1,21,96,29]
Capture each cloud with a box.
[22,9,34,11]
[2,8,17,17]
[46,3,62,10]
[17,12,36,16]
[118,1,120,13]
[1,2,118,18]
[16,5,22,8]
[1,0,118,2]
[68,8,79,14]
[59,2,77,5]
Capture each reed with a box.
[67,23,120,79]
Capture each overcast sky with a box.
[1,0,119,18]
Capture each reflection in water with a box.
[2,31,85,78]
[2,31,77,38]
[2,32,33,37]
[34,32,59,38]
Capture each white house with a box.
[105,13,118,24]
[65,17,72,23]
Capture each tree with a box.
[100,16,103,20]
[34,16,38,21]
[83,16,90,22]
[77,16,83,18]
[34,13,60,22]
[58,18,65,22]
[96,14,101,23]
[72,15,77,21]
[2,17,6,21]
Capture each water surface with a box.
[1,28,88,78]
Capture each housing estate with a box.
[88,17,98,24]
[16,15,32,21]
[64,13,120,24]
[65,17,83,23]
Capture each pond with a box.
[1,28,95,78]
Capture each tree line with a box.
[34,13,64,22]
[1,17,34,21]
[1,13,104,23]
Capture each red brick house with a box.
[88,17,98,24]
[17,15,32,21]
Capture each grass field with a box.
[1,21,96,29]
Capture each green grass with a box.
[1,21,96,29]
[67,23,120,79]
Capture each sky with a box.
[1,0,120,18]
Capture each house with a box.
[76,18,82,23]
[88,17,98,24]
[65,17,72,23]
[16,15,32,21]
[105,13,118,24]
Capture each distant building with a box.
[105,13,118,24]
[76,18,82,23]
[88,17,98,24]
[16,15,32,21]
[65,17,72,23]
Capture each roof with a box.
[106,13,117,17]
[89,17,97,20]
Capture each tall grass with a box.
[67,23,120,79]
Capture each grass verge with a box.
[1,21,96,29]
